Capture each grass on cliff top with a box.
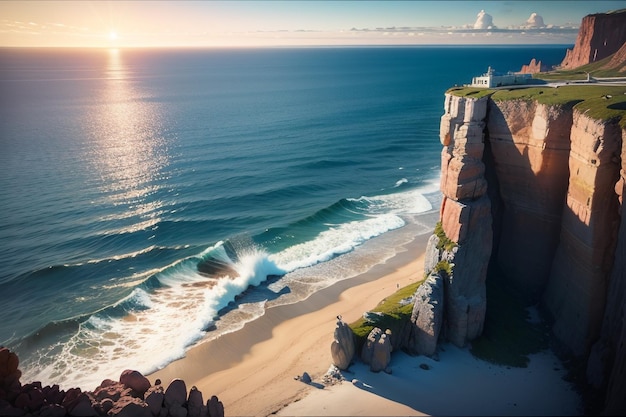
[535,53,624,81]
[446,86,494,99]
[491,85,626,127]
[470,268,551,368]
[447,83,626,128]
[349,280,424,349]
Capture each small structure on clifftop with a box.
[470,66,531,88]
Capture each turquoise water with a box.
[0,45,568,389]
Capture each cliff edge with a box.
[429,85,626,414]
[560,9,626,69]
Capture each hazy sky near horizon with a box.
[1,1,624,47]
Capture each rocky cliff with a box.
[518,58,549,74]
[428,90,626,414]
[603,41,626,73]
[560,9,626,69]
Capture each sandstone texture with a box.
[487,99,572,298]
[0,347,224,417]
[518,58,549,74]
[543,110,622,356]
[432,88,626,414]
[585,127,626,414]
[439,94,489,203]
[431,94,492,348]
[603,41,626,73]
[560,10,626,69]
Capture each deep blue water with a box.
[0,45,569,388]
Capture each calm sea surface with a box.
[0,45,568,389]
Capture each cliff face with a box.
[543,111,621,356]
[486,100,572,298]
[560,10,626,69]
[603,41,626,72]
[430,92,626,413]
[436,94,492,347]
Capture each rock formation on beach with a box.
[360,328,392,373]
[0,347,224,417]
[408,272,444,356]
[330,318,356,370]
[560,9,626,69]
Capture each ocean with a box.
[0,45,568,390]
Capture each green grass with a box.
[491,85,626,128]
[434,221,457,252]
[349,280,424,351]
[469,267,550,367]
[536,54,624,81]
[446,86,495,99]
[446,78,626,128]
[433,260,453,276]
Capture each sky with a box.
[1,1,625,48]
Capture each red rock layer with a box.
[586,127,626,414]
[560,10,626,69]
[486,99,572,298]
[602,41,626,73]
[543,111,622,356]
[433,94,493,347]
[518,58,548,74]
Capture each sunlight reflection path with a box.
[85,49,170,237]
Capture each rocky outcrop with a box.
[0,347,224,417]
[439,94,489,202]
[518,58,549,74]
[431,94,492,348]
[409,272,444,356]
[360,328,392,373]
[330,318,356,370]
[560,9,626,69]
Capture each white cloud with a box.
[525,13,545,28]
[473,10,495,30]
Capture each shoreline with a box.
[149,231,432,416]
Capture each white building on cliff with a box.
[470,66,532,88]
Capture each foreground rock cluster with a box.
[0,347,224,417]
[331,318,394,373]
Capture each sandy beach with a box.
[149,232,581,416]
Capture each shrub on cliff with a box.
[349,280,423,353]
[434,221,457,252]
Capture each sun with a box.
[109,31,118,41]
